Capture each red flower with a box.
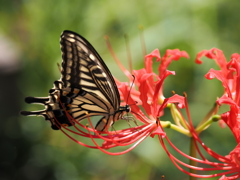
[148,48,240,179]
[203,50,240,143]
[180,48,240,179]
[118,49,189,119]
[113,47,240,179]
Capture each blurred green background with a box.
[0,0,239,179]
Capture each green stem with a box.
[189,137,197,180]
[170,103,189,129]
[195,115,220,133]
[160,121,191,136]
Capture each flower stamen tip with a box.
[183,92,187,97]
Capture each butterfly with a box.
[21,30,130,132]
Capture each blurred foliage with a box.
[0,0,240,179]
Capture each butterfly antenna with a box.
[124,34,133,73]
[126,75,135,103]
[125,75,139,127]
[139,25,147,57]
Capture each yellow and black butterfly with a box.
[21,30,130,132]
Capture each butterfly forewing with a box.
[60,31,120,109]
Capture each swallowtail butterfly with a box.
[21,30,130,132]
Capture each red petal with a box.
[165,94,186,108]
[145,49,161,61]
[150,126,166,138]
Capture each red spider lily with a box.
[198,48,240,178]
[115,48,189,119]
[112,47,240,179]
[149,48,240,179]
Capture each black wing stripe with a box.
[68,93,111,122]
[61,43,113,106]
[60,31,120,109]
[71,93,109,112]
